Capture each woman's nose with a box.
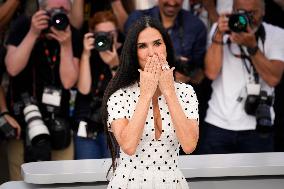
[147,47,155,57]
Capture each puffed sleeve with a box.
[107,89,128,132]
[177,83,199,123]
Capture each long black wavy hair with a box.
[101,16,176,174]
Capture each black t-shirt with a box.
[74,45,123,128]
[6,15,82,119]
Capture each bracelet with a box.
[0,111,10,117]
[211,26,225,45]
[212,38,225,45]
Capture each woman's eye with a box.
[154,41,162,46]
[138,44,146,49]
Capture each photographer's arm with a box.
[230,28,284,87]
[204,28,224,80]
[0,0,20,30]
[0,86,21,139]
[77,33,93,95]
[70,0,84,30]
[0,86,8,113]
[202,0,219,23]
[250,52,284,87]
[5,10,49,76]
[204,15,229,80]
[59,36,79,89]
[111,0,129,33]
[48,26,79,89]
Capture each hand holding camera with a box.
[99,43,119,69]
[30,10,50,37]
[0,112,21,140]
[82,33,95,57]
[215,10,258,48]
[45,8,71,46]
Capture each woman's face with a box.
[136,27,167,69]
[93,21,118,43]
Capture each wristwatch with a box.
[247,46,259,56]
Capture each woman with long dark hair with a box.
[102,16,199,188]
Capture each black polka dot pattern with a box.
[106,82,194,189]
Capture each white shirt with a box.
[216,0,233,14]
[205,22,284,131]
[134,0,190,10]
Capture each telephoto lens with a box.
[23,104,50,145]
[255,91,273,134]
[21,93,50,146]
[94,32,113,51]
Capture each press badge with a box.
[246,83,261,95]
[42,86,62,107]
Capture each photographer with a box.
[74,10,122,159]
[125,0,207,85]
[199,0,284,154]
[4,0,81,180]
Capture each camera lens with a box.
[228,13,249,33]
[51,12,69,30]
[256,103,273,133]
[94,32,113,52]
[23,104,50,145]
[49,116,71,150]
[48,8,69,31]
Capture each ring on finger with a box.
[162,64,170,70]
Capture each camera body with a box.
[94,32,113,52]
[0,115,16,140]
[42,86,71,150]
[46,8,69,31]
[228,10,253,33]
[245,90,273,133]
[175,56,198,77]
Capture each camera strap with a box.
[42,39,60,85]
[228,24,266,83]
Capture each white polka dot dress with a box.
[107,82,199,189]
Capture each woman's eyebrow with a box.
[137,38,162,45]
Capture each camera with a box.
[42,86,71,150]
[245,90,273,133]
[0,115,16,140]
[21,93,50,146]
[48,114,71,149]
[47,8,69,31]
[94,32,113,52]
[175,56,198,77]
[228,10,253,33]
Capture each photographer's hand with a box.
[4,114,21,139]
[29,10,49,37]
[82,33,95,57]
[139,55,160,99]
[158,54,175,97]
[216,13,230,34]
[230,26,257,48]
[99,43,120,69]
[48,25,72,47]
